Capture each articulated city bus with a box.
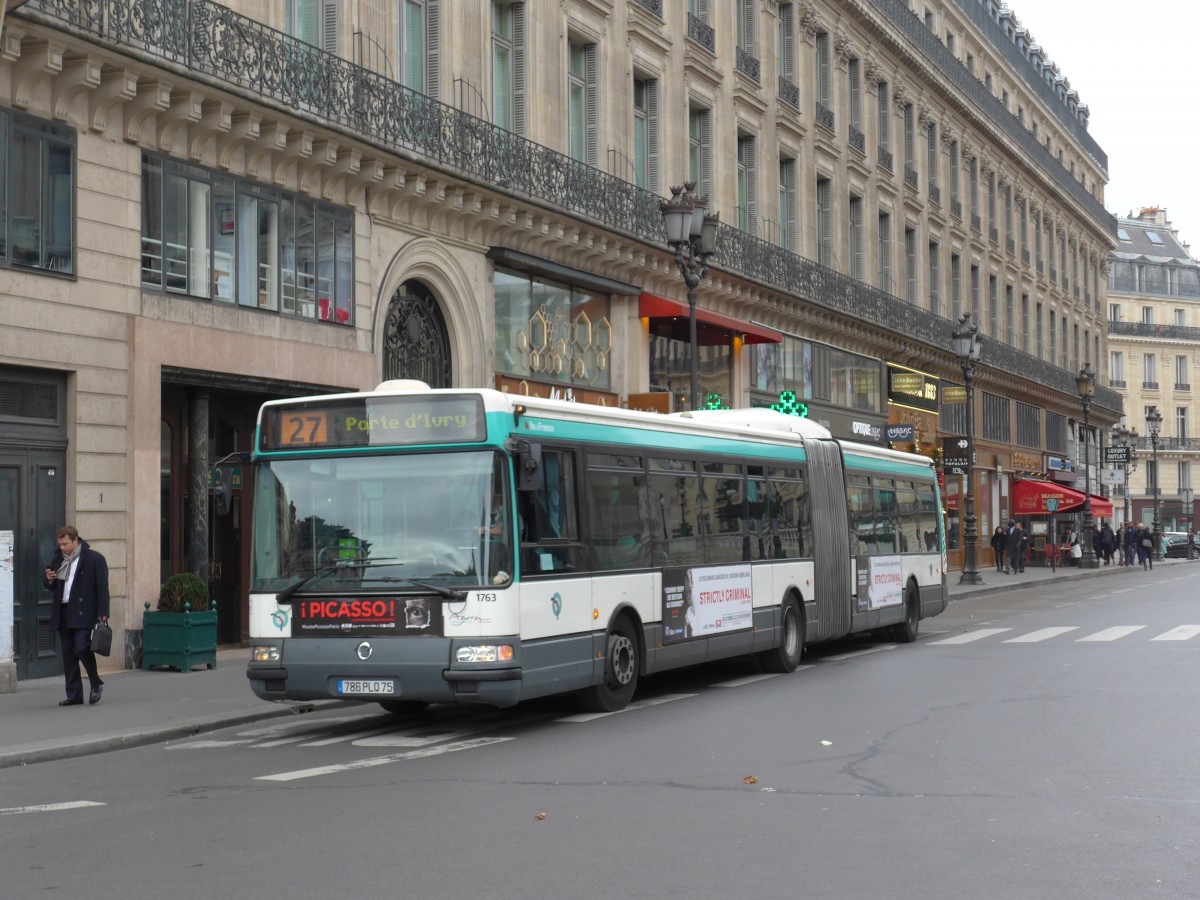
[246,380,947,712]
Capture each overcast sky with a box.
[1008,1,1199,248]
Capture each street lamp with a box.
[1147,405,1163,559]
[661,182,720,410]
[952,312,983,585]
[1076,362,1098,568]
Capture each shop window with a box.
[1,109,75,274]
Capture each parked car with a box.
[1163,532,1195,559]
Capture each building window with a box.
[492,1,526,133]
[928,241,940,315]
[950,253,961,318]
[1036,302,1044,359]
[903,104,916,183]
[981,392,1011,443]
[1110,350,1124,385]
[988,275,998,337]
[568,39,599,166]
[1020,293,1029,353]
[1005,284,1014,346]
[1143,353,1157,389]
[949,140,959,209]
[816,176,832,267]
[970,263,980,323]
[849,195,863,281]
[1178,408,1189,440]
[140,152,354,324]
[778,156,797,252]
[1,109,75,274]
[688,106,712,200]
[814,31,831,114]
[632,75,659,191]
[1142,306,1154,325]
[968,157,978,225]
[1109,303,1121,322]
[778,3,795,85]
[877,211,892,292]
[1175,308,1186,327]
[877,81,890,158]
[495,267,612,391]
[287,0,338,53]
[926,121,938,195]
[1049,314,1056,368]
[737,133,758,235]
[1176,355,1190,390]
[398,0,440,95]
[904,227,917,302]
[847,57,862,132]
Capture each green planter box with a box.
[142,606,218,672]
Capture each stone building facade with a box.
[1106,208,1200,532]
[0,0,1121,686]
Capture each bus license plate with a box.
[337,679,394,696]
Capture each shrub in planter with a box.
[157,572,211,613]
[143,572,217,671]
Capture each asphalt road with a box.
[3,569,1199,899]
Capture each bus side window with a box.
[520,449,587,574]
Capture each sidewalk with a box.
[1,557,1187,770]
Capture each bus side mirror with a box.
[517,441,541,492]
[213,466,234,516]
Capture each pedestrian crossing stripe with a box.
[930,625,1195,645]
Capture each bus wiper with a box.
[275,559,397,605]
[381,577,469,601]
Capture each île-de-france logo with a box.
[550,592,562,619]
[271,608,290,631]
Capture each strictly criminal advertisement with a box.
[662,564,753,644]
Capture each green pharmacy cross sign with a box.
[772,390,809,418]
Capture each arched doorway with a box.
[382,280,452,387]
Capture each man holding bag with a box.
[43,525,110,706]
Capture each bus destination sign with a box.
[261,395,485,450]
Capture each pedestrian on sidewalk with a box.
[990,526,1006,572]
[1124,523,1138,567]
[43,525,109,707]
[1004,520,1022,574]
[1136,522,1153,571]
[1100,521,1115,566]
[1070,528,1083,566]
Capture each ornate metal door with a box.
[382,281,452,387]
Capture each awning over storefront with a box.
[1012,479,1114,518]
[639,293,783,345]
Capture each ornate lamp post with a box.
[1076,363,1098,568]
[952,312,984,585]
[1147,405,1163,559]
[660,183,720,410]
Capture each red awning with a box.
[639,292,783,345]
[1012,479,1113,518]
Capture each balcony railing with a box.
[17,0,1124,419]
[1143,382,1160,390]
[1109,379,1126,388]
[687,12,716,53]
[778,77,799,109]
[736,48,760,82]
[632,0,663,16]
[904,165,919,189]
[929,184,941,205]
[989,226,999,245]
[971,213,981,233]
[1108,276,1200,299]
[1176,383,1191,391]
[1006,238,1015,255]
[950,199,962,219]
[815,102,835,133]
[848,125,865,154]
[1109,320,1200,341]
[878,146,893,172]
[1136,437,1200,452]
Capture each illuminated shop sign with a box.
[887,367,940,413]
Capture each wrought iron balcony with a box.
[16,0,1124,419]
[928,184,941,205]
[1050,267,1058,282]
[989,226,999,245]
[1108,276,1200,299]
[971,214,982,233]
[815,102,835,133]
[878,146,893,172]
[778,77,800,109]
[1143,381,1160,390]
[633,0,663,16]
[849,125,866,154]
[1037,260,1044,275]
[1177,383,1191,391]
[1109,320,1200,342]
[904,165,919,189]
[950,199,962,219]
[687,12,716,53]
[1022,249,1031,266]
[1109,379,1126,388]
[1136,436,1200,452]
[736,48,760,82]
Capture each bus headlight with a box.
[455,644,514,663]
[252,645,281,663]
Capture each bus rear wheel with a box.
[578,616,639,712]
[890,588,919,643]
[759,596,803,673]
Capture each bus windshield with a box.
[251,449,512,592]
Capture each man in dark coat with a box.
[1004,520,1023,574]
[43,526,109,706]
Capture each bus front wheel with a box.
[759,596,803,673]
[578,616,639,712]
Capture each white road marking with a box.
[1,801,105,816]
[1003,627,1080,643]
[928,628,1012,645]
[353,713,547,747]
[252,737,306,748]
[254,737,515,782]
[555,693,697,723]
[300,727,397,747]
[823,644,897,661]
[1077,626,1147,642]
[237,714,373,739]
[167,739,255,749]
[712,673,784,688]
[1151,625,1200,641]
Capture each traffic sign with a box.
[941,436,973,474]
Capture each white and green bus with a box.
[247,380,947,713]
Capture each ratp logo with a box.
[271,609,289,631]
[550,592,562,619]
